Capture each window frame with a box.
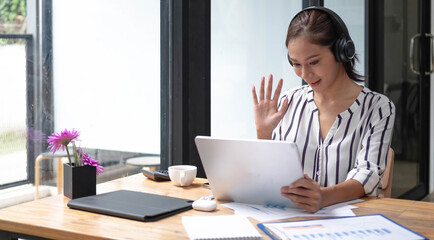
[160,0,210,177]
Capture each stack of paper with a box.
[182,215,262,240]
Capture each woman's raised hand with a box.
[252,74,288,139]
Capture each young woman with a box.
[252,7,395,213]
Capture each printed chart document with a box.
[182,215,262,240]
[222,199,362,222]
[258,214,427,240]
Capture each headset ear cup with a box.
[334,36,355,62]
[344,39,355,61]
[334,36,346,62]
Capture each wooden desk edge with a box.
[0,175,433,240]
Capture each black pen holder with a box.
[63,163,96,199]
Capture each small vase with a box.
[63,163,96,199]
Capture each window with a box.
[1,0,161,192]
[49,0,161,183]
[52,0,160,154]
[0,0,31,189]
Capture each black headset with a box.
[287,6,355,66]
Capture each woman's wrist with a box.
[320,180,365,208]
[319,186,335,208]
[256,129,272,139]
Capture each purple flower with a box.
[47,128,80,153]
[47,128,104,175]
[77,148,104,175]
[47,128,80,165]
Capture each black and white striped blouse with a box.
[272,85,395,196]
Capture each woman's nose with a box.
[300,66,312,79]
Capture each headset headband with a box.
[292,6,352,42]
[288,6,355,63]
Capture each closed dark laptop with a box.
[67,190,193,221]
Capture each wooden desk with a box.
[0,174,433,240]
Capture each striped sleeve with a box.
[346,96,395,196]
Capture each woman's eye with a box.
[292,63,300,67]
[310,60,319,65]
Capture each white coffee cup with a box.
[168,165,197,187]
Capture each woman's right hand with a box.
[252,74,288,139]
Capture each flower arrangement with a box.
[47,128,104,174]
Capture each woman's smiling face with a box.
[288,35,344,93]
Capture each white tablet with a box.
[194,136,304,207]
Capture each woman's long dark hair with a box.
[286,9,364,82]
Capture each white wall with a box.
[211,0,302,139]
[211,1,366,140]
[325,1,365,78]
